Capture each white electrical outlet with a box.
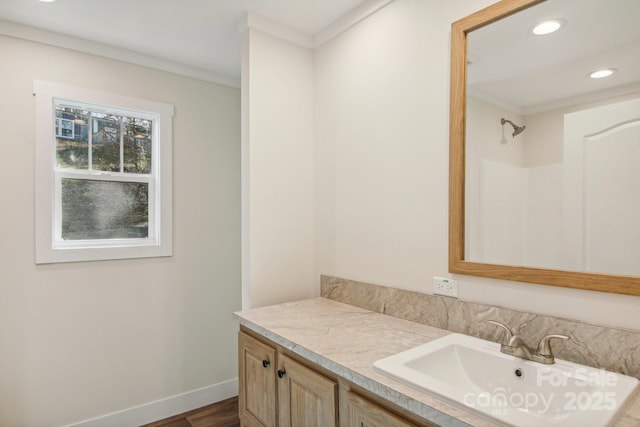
[433,277,458,298]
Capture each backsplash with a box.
[321,275,640,379]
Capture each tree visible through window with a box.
[35,81,173,264]
[54,103,154,241]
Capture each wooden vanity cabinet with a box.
[238,331,277,427]
[238,329,430,427]
[238,330,338,427]
[342,390,419,427]
[277,353,337,426]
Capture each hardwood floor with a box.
[141,396,240,427]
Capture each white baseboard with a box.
[65,378,239,427]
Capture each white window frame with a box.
[34,81,174,264]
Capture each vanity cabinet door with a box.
[344,391,419,427]
[238,332,277,427]
[277,354,338,427]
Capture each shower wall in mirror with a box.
[463,0,640,277]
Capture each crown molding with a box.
[0,19,240,88]
[2,0,396,86]
[313,0,395,47]
[238,13,314,49]
[239,0,396,49]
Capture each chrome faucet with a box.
[488,320,569,365]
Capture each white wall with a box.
[242,28,317,309]
[478,160,526,265]
[0,36,241,426]
[524,164,563,269]
[315,0,465,290]
[312,0,640,330]
[465,95,525,262]
[466,95,564,269]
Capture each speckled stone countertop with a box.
[234,297,640,427]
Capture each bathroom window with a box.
[34,81,174,263]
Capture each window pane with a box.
[123,117,152,174]
[56,106,89,169]
[92,113,121,172]
[61,178,149,240]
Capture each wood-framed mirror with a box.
[449,0,640,296]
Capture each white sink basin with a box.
[373,333,639,427]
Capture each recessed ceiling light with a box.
[588,68,617,79]
[38,0,56,3]
[532,19,564,35]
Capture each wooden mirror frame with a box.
[448,0,640,296]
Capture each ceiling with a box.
[3,0,638,111]
[467,0,640,114]
[0,0,371,80]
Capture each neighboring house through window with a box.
[34,81,174,263]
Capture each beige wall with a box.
[242,28,317,309]
[313,0,640,330]
[0,35,240,426]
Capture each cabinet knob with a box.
[262,359,270,368]
[277,369,286,378]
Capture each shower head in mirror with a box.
[501,118,526,137]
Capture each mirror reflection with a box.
[464,0,640,276]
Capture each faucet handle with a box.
[536,334,570,357]
[488,320,516,344]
